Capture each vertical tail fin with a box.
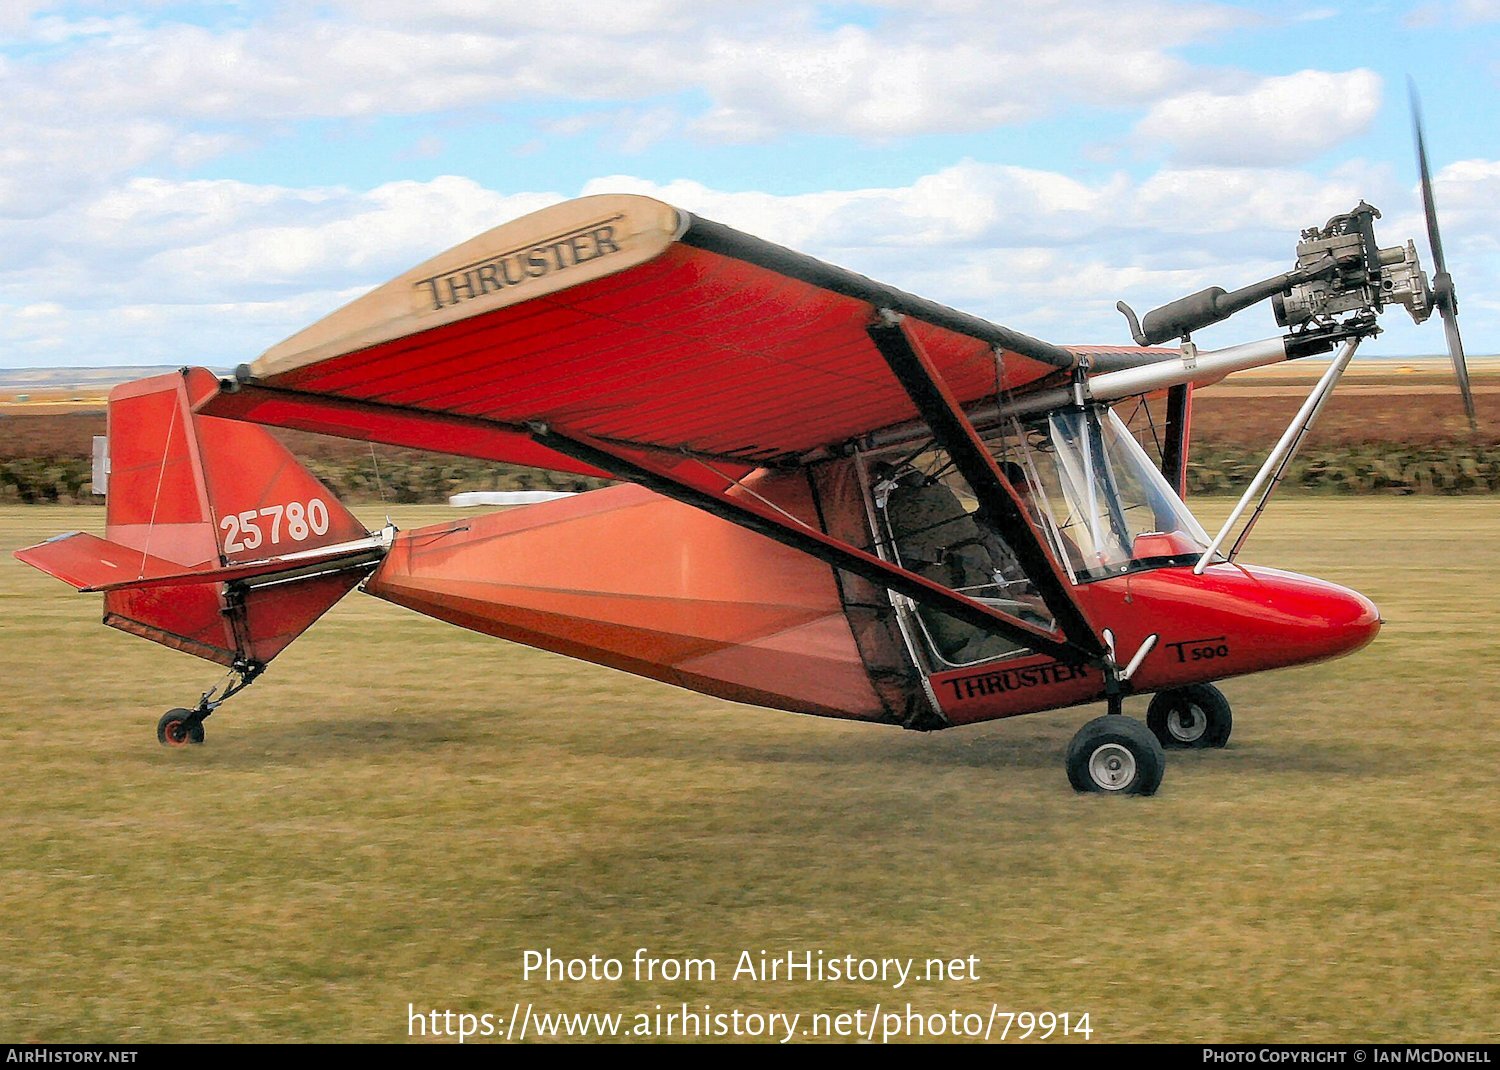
[17,367,375,667]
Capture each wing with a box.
[205,194,1077,471]
[202,194,1109,662]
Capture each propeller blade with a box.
[1410,80,1477,432]
[1410,81,1448,277]
[1441,291,1478,431]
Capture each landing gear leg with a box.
[1066,655,1166,794]
[156,660,264,748]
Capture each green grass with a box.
[1,499,1497,1043]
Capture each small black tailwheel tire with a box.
[157,709,205,748]
[1066,715,1166,795]
[1146,683,1232,749]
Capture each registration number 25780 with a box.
[219,499,332,553]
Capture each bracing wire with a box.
[369,443,391,527]
[137,391,180,579]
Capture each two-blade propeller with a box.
[1411,81,1477,432]
[1116,84,1477,434]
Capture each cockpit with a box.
[868,403,1221,668]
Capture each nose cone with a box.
[1302,580,1381,662]
[1082,563,1382,690]
[1240,566,1382,669]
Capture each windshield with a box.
[1009,407,1216,583]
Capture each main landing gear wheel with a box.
[157,708,205,748]
[1066,716,1166,795]
[1146,684,1232,749]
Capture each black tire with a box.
[1066,715,1166,795]
[157,708,205,747]
[1146,684,1232,749]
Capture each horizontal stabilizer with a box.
[15,531,388,594]
[14,532,210,592]
[85,535,389,593]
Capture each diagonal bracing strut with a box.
[528,423,1085,664]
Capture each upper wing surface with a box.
[219,194,1078,467]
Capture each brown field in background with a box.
[0,410,446,467]
[4,359,1497,503]
[3,359,1496,463]
[1182,357,1500,447]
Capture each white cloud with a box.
[0,3,59,37]
[680,2,1251,141]
[577,162,1126,254]
[16,176,565,306]
[330,0,721,36]
[0,293,371,367]
[11,155,1492,368]
[542,107,683,154]
[0,115,182,219]
[1135,69,1383,167]
[142,178,564,296]
[1407,0,1500,23]
[1404,159,1500,269]
[0,4,1492,368]
[1129,165,1375,246]
[4,1,1250,139]
[0,0,1282,240]
[28,13,137,44]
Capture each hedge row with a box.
[8,445,1500,505]
[1183,444,1500,495]
[300,457,608,504]
[1,458,92,503]
[0,456,608,505]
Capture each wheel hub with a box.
[1168,704,1207,743]
[1088,743,1137,790]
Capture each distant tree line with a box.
[0,455,609,505]
[6,446,1500,504]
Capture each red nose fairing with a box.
[1122,561,1378,672]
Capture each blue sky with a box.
[1,0,1497,370]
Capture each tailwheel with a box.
[157,708,205,747]
[1146,683,1232,749]
[1066,715,1166,795]
[153,659,265,749]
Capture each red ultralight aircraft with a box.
[16,134,1474,795]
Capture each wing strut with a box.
[865,314,1107,659]
[528,424,1083,663]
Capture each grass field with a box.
[2,499,1498,1044]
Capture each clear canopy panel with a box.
[1009,407,1216,583]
